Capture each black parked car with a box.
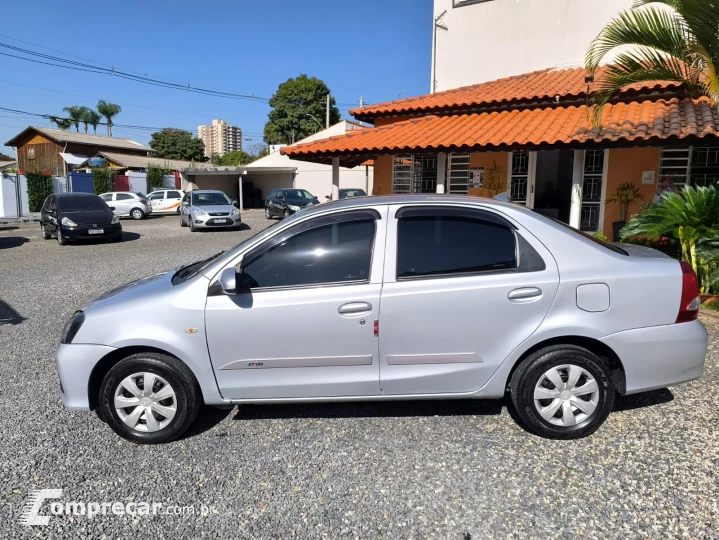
[40,193,122,246]
[265,189,320,220]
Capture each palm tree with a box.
[86,110,102,134]
[96,100,122,136]
[585,0,719,125]
[62,106,85,132]
[49,116,72,131]
[621,185,719,291]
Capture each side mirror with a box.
[109,206,116,211]
[232,199,238,207]
[325,195,331,200]
[219,267,238,295]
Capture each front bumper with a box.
[56,343,117,411]
[192,214,241,229]
[600,320,708,395]
[61,223,122,239]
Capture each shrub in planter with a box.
[605,182,644,241]
[25,172,53,212]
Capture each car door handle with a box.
[338,302,372,315]
[508,287,542,301]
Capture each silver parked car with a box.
[99,192,152,220]
[179,190,241,231]
[56,195,707,444]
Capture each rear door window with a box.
[167,190,182,199]
[396,207,517,279]
[116,193,134,201]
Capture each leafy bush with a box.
[91,166,114,195]
[146,164,170,192]
[25,172,53,212]
[592,231,608,241]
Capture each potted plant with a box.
[606,182,644,241]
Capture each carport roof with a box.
[180,166,296,175]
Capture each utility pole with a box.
[359,96,364,108]
[432,10,448,94]
[326,94,331,128]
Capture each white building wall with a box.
[246,121,374,201]
[433,0,634,91]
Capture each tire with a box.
[130,208,145,220]
[283,209,290,219]
[180,215,187,227]
[41,224,51,240]
[265,207,272,220]
[99,352,201,444]
[510,344,614,440]
[57,229,68,246]
[189,220,197,232]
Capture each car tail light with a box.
[676,261,700,323]
[140,200,148,205]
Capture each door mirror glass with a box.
[108,206,116,211]
[232,199,238,207]
[219,267,238,295]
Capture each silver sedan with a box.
[179,190,241,231]
[56,195,707,443]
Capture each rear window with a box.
[57,195,108,212]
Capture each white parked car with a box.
[147,189,185,214]
[99,192,152,220]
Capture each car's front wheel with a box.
[99,352,201,444]
[283,209,290,219]
[265,207,272,220]
[510,345,614,440]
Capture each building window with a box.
[659,146,719,188]
[392,154,439,194]
[27,146,35,159]
[452,0,493,7]
[510,152,530,205]
[447,153,470,194]
[580,150,606,232]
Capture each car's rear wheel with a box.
[130,208,145,220]
[510,345,614,440]
[41,224,51,239]
[99,352,201,444]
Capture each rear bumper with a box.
[600,320,708,395]
[56,343,117,411]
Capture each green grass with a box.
[700,301,719,312]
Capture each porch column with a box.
[569,150,584,229]
[238,174,244,210]
[436,152,447,193]
[331,157,340,201]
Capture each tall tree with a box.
[86,110,102,134]
[263,74,341,145]
[49,116,72,131]
[62,106,85,132]
[212,150,254,166]
[149,128,207,161]
[586,0,719,125]
[77,106,94,133]
[0,151,15,161]
[96,100,122,136]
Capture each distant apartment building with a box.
[197,119,242,158]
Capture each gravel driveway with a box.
[0,212,717,539]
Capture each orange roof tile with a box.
[284,98,719,166]
[350,66,681,121]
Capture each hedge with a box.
[91,166,114,195]
[26,172,53,212]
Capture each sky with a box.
[0,0,433,157]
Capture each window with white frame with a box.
[580,150,605,232]
[510,151,530,205]
[447,153,470,194]
[659,146,719,187]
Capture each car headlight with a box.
[192,208,207,216]
[111,216,120,224]
[61,217,77,227]
[231,208,240,215]
[288,205,301,212]
[60,311,85,344]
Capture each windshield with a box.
[341,190,366,198]
[172,251,226,285]
[58,196,109,212]
[192,192,231,206]
[284,189,313,200]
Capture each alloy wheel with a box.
[131,209,144,220]
[113,372,177,432]
[533,364,599,427]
